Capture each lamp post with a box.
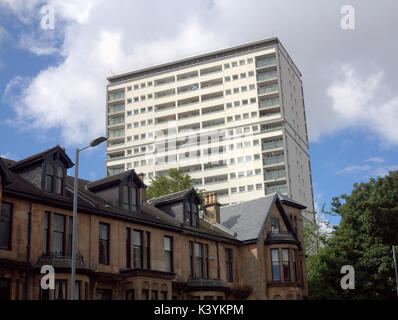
[71,136,107,300]
[393,245,398,297]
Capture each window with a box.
[74,281,82,300]
[141,289,149,300]
[225,248,233,282]
[0,278,10,300]
[0,203,12,250]
[184,200,199,227]
[194,242,203,278]
[53,214,65,255]
[271,218,280,233]
[55,167,63,195]
[282,249,291,281]
[121,184,138,212]
[97,288,112,300]
[151,290,158,300]
[164,236,173,273]
[133,230,143,268]
[271,249,281,281]
[44,164,54,193]
[146,231,151,269]
[189,241,194,277]
[99,223,110,265]
[68,216,73,254]
[43,211,50,254]
[126,289,135,300]
[160,291,167,300]
[204,244,209,279]
[54,280,67,300]
[292,250,298,281]
[126,228,131,268]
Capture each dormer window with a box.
[271,218,280,234]
[55,167,64,195]
[44,163,65,195]
[44,164,54,193]
[184,200,199,227]
[121,184,139,213]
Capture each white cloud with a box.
[337,165,371,174]
[327,64,398,146]
[2,0,398,147]
[365,157,385,164]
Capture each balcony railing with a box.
[266,184,287,194]
[264,170,286,181]
[108,116,125,126]
[259,98,280,109]
[257,71,278,82]
[256,57,276,69]
[258,84,279,95]
[263,155,285,166]
[108,91,125,101]
[262,140,283,151]
[108,103,125,114]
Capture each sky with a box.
[1,0,398,225]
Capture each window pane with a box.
[283,249,290,281]
[0,221,10,249]
[271,249,281,281]
[99,223,108,240]
[53,214,65,232]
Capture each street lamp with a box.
[71,136,107,300]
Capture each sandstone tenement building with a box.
[0,146,307,300]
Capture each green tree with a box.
[146,169,194,199]
[307,171,398,299]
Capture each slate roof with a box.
[86,169,146,191]
[220,193,278,242]
[148,187,201,206]
[9,145,73,170]
[0,154,231,242]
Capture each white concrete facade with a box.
[105,37,314,212]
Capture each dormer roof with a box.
[9,145,73,171]
[86,169,146,192]
[148,187,201,206]
[0,158,11,185]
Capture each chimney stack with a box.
[203,192,220,224]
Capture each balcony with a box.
[200,78,223,89]
[154,75,175,87]
[107,103,125,115]
[108,90,125,102]
[258,83,279,96]
[107,165,125,176]
[259,97,280,109]
[177,83,199,94]
[177,70,198,82]
[263,154,285,167]
[34,252,90,272]
[154,88,175,99]
[200,65,222,76]
[201,91,223,103]
[264,168,286,181]
[108,128,125,139]
[256,56,276,69]
[178,110,200,120]
[178,96,200,107]
[107,115,125,128]
[107,151,125,160]
[202,118,225,129]
[261,139,284,151]
[204,174,228,185]
[257,70,278,82]
[201,104,224,115]
[155,101,176,112]
[260,122,283,133]
[259,108,280,119]
[265,183,288,195]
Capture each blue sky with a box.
[1,1,398,226]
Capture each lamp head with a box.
[89,136,107,147]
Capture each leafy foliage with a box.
[307,171,398,299]
[146,169,194,199]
